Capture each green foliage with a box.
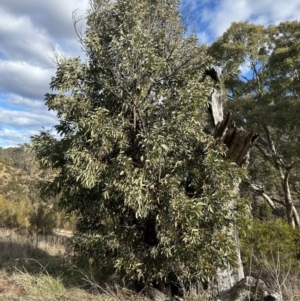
[31,0,248,284]
[0,146,73,233]
[0,195,32,229]
[252,201,274,221]
[208,21,300,221]
[29,203,57,235]
[241,219,300,272]
[210,20,300,153]
[0,195,58,234]
[209,20,300,143]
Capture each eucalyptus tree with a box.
[31,0,248,288]
[209,21,300,227]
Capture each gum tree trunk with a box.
[209,85,259,296]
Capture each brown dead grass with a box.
[0,228,152,301]
[0,270,154,301]
[0,270,114,301]
[0,228,68,260]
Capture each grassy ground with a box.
[0,270,108,301]
[0,270,152,301]
[0,228,150,301]
[1,228,300,300]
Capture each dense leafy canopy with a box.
[31,0,247,283]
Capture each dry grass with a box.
[246,251,300,301]
[0,269,117,301]
[0,228,153,301]
[0,269,154,301]
[282,275,300,301]
[0,228,68,268]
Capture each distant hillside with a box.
[0,145,74,233]
[0,145,52,201]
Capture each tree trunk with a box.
[210,87,259,295]
[254,125,300,228]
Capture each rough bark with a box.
[216,217,245,293]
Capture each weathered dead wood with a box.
[208,86,260,296]
[214,110,232,140]
[209,87,259,167]
[209,87,224,126]
[213,111,259,167]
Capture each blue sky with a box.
[1,0,300,148]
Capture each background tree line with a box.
[208,21,300,228]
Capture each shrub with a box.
[241,219,300,274]
[29,203,57,235]
[0,195,32,229]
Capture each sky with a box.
[0,0,300,148]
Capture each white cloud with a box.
[0,108,57,128]
[4,94,47,111]
[189,0,300,44]
[0,61,54,99]
[0,8,53,66]
[0,127,43,148]
[0,7,86,67]
[1,0,89,39]
[206,0,300,38]
[0,0,89,147]
[210,0,250,37]
[248,0,300,21]
[196,31,210,44]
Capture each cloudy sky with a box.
[1,0,300,148]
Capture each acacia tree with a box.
[208,21,300,228]
[31,0,248,286]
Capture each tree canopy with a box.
[209,21,300,227]
[31,0,248,284]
